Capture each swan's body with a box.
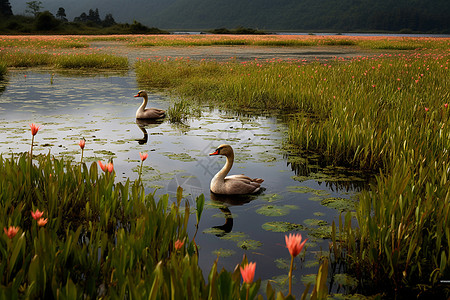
[134,90,165,119]
[209,144,264,195]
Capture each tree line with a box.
[0,0,166,34]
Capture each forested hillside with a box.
[7,0,450,32]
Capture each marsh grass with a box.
[0,152,328,299]
[135,47,450,297]
[0,51,128,69]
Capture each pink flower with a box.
[31,209,44,220]
[240,262,256,284]
[4,226,19,239]
[98,161,114,173]
[425,107,429,112]
[285,233,307,257]
[174,239,184,250]
[139,152,148,162]
[79,139,85,150]
[29,123,41,136]
[445,103,448,109]
[37,218,48,227]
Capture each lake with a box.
[0,68,367,295]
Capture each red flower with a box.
[29,123,41,136]
[240,262,256,284]
[445,103,448,109]
[31,209,44,220]
[98,161,114,173]
[425,107,429,112]
[285,233,307,257]
[79,139,85,150]
[4,226,19,239]
[139,152,148,162]
[37,218,48,227]
[174,239,184,250]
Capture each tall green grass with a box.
[135,49,450,297]
[0,51,128,69]
[0,152,329,299]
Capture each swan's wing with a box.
[226,174,264,183]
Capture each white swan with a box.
[134,90,165,119]
[209,144,264,195]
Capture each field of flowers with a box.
[1,34,449,298]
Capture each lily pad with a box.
[256,204,298,217]
[261,221,304,232]
[162,152,196,162]
[321,197,357,211]
[237,239,262,250]
[308,225,332,239]
[212,248,236,258]
[219,231,248,241]
[303,219,328,227]
[260,193,282,203]
[274,258,290,270]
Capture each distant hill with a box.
[9,0,450,32]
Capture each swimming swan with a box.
[134,90,165,119]
[209,144,264,195]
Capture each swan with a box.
[209,144,264,195]
[134,90,165,119]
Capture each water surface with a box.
[0,69,365,295]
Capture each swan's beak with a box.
[209,149,220,156]
[134,94,140,97]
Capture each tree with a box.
[35,10,59,30]
[103,13,116,27]
[0,0,13,17]
[56,7,67,22]
[25,1,42,17]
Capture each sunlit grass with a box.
[135,48,450,295]
[0,50,128,69]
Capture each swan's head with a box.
[209,144,233,156]
[134,90,148,98]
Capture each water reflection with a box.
[135,118,164,144]
[210,192,258,237]
[284,151,371,192]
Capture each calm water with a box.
[0,69,365,295]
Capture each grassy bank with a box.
[0,51,128,69]
[135,44,450,297]
[0,151,329,299]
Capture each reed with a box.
[0,151,329,299]
[135,46,450,296]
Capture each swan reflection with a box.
[210,192,257,237]
[135,118,164,144]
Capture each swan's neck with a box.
[138,95,148,112]
[216,152,234,180]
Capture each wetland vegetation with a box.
[0,34,449,299]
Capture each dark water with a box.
[0,69,365,296]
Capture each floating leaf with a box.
[212,248,236,258]
[261,221,304,232]
[219,231,248,241]
[321,197,357,211]
[274,258,290,270]
[308,225,332,239]
[237,239,262,250]
[303,219,328,227]
[256,204,298,217]
[162,152,196,162]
